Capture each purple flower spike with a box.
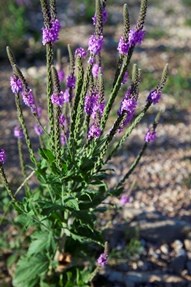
[75,47,87,59]
[42,18,61,45]
[34,124,43,136]
[92,64,102,78]
[84,91,104,119]
[22,89,35,107]
[120,194,130,205]
[144,129,157,143]
[97,253,108,267]
[52,19,61,34]
[92,7,108,26]
[63,89,70,102]
[119,98,137,116]
[10,75,23,94]
[88,123,101,140]
[61,131,69,145]
[58,70,65,82]
[147,90,162,104]
[14,126,23,139]
[66,75,76,89]
[88,34,104,56]
[122,71,129,84]
[129,29,145,46]
[51,91,65,107]
[59,114,68,128]
[0,149,6,165]
[117,36,129,55]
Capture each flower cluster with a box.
[147,89,162,104]
[88,34,104,57]
[118,89,137,131]
[75,47,87,59]
[0,149,6,165]
[59,114,69,129]
[58,69,65,82]
[97,253,108,267]
[34,124,43,136]
[88,123,102,140]
[22,89,36,112]
[51,91,65,107]
[61,131,69,145]
[10,75,23,94]
[92,7,108,26]
[120,194,130,205]
[84,91,104,119]
[14,126,23,139]
[144,129,157,143]
[117,29,145,55]
[42,19,61,45]
[66,75,76,89]
[92,64,102,78]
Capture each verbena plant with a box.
[0,0,168,286]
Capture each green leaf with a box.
[13,254,49,287]
[39,148,55,163]
[27,231,54,256]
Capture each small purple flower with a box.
[10,75,23,94]
[63,89,70,102]
[34,124,43,136]
[0,149,6,165]
[88,123,101,140]
[97,253,108,267]
[52,19,61,34]
[42,18,61,45]
[88,34,104,56]
[22,89,35,107]
[118,112,134,133]
[36,106,42,118]
[66,75,76,89]
[121,71,128,84]
[147,90,162,104]
[117,36,129,55]
[51,91,65,107]
[84,91,104,119]
[120,194,130,205]
[92,64,102,78]
[144,129,157,143]
[59,114,68,128]
[92,7,108,25]
[118,97,137,116]
[58,69,65,82]
[75,47,87,58]
[60,131,69,145]
[129,29,145,46]
[84,92,99,116]
[14,126,23,139]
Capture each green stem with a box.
[101,47,134,130]
[0,165,16,202]
[17,139,30,193]
[106,102,151,162]
[54,106,62,169]
[92,114,125,174]
[46,43,54,148]
[116,142,147,189]
[15,94,37,165]
[72,63,92,146]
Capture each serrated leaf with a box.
[27,231,52,256]
[13,254,49,287]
